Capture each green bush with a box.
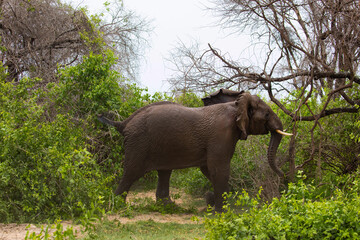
[277,87,360,178]
[174,91,203,107]
[205,172,360,239]
[56,50,125,116]
[171,168,212,197]
[0,51,170,222]
[0,59,117,222]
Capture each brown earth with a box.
[0,189,205,240]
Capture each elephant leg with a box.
[200,165,211,181]
[213,170,230,212]
[200,166,215,207]
[214,179,229,212]
[206,163,230,212]
[115,147,148,201]
[115,167,146,201]
[156,170,173,204]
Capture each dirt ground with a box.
[0,221,80,240]
[0,190,205,240]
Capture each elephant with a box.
[98,92,291,212]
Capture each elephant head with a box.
[203,89,291,178]
[235,92,291,178]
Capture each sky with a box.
[67,0,250,93]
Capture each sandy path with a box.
[0,190,204,240]
[0,222,80,240]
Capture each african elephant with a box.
[98,92,291,212]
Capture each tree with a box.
[168,0,360,180]
[0,0,151,83]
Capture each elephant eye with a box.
[265,112,270,120]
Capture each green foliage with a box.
[174,91,203,107]
[0,76,114,222]
[171,169,212,197]
[116,84,172,118]
[205,172,360,240]
[350,104,360,143]
[57,50,124,115]
[0,58,6,80]
[25,221,77,240]
[0,51,170,223]
[277,86,360,178]
[230,136,275,193]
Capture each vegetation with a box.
[0,0,163,224]
[0,50,164,222]
[205,172,360,239]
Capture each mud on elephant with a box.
[98,91,291,212]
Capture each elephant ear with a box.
[202,89,243,106]
[235,92,251,140]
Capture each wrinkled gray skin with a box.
[98,92,284,212]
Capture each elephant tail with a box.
[97,114,125,134]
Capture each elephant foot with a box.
[204,191,215,207]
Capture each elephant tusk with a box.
[276,129,293,136]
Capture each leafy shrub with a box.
[171,168,212,197]
[0,51,170,222]
[0,75,114,222]
[277,87,360,179]
[25,220,77,240]
[205,172,360,239]
[56,50,125,116]
[173,91,203,107]
[229,135,285,201]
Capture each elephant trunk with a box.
[267,131,285,178]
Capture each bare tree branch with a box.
[0,0,151,83]
[166,0,360,179]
